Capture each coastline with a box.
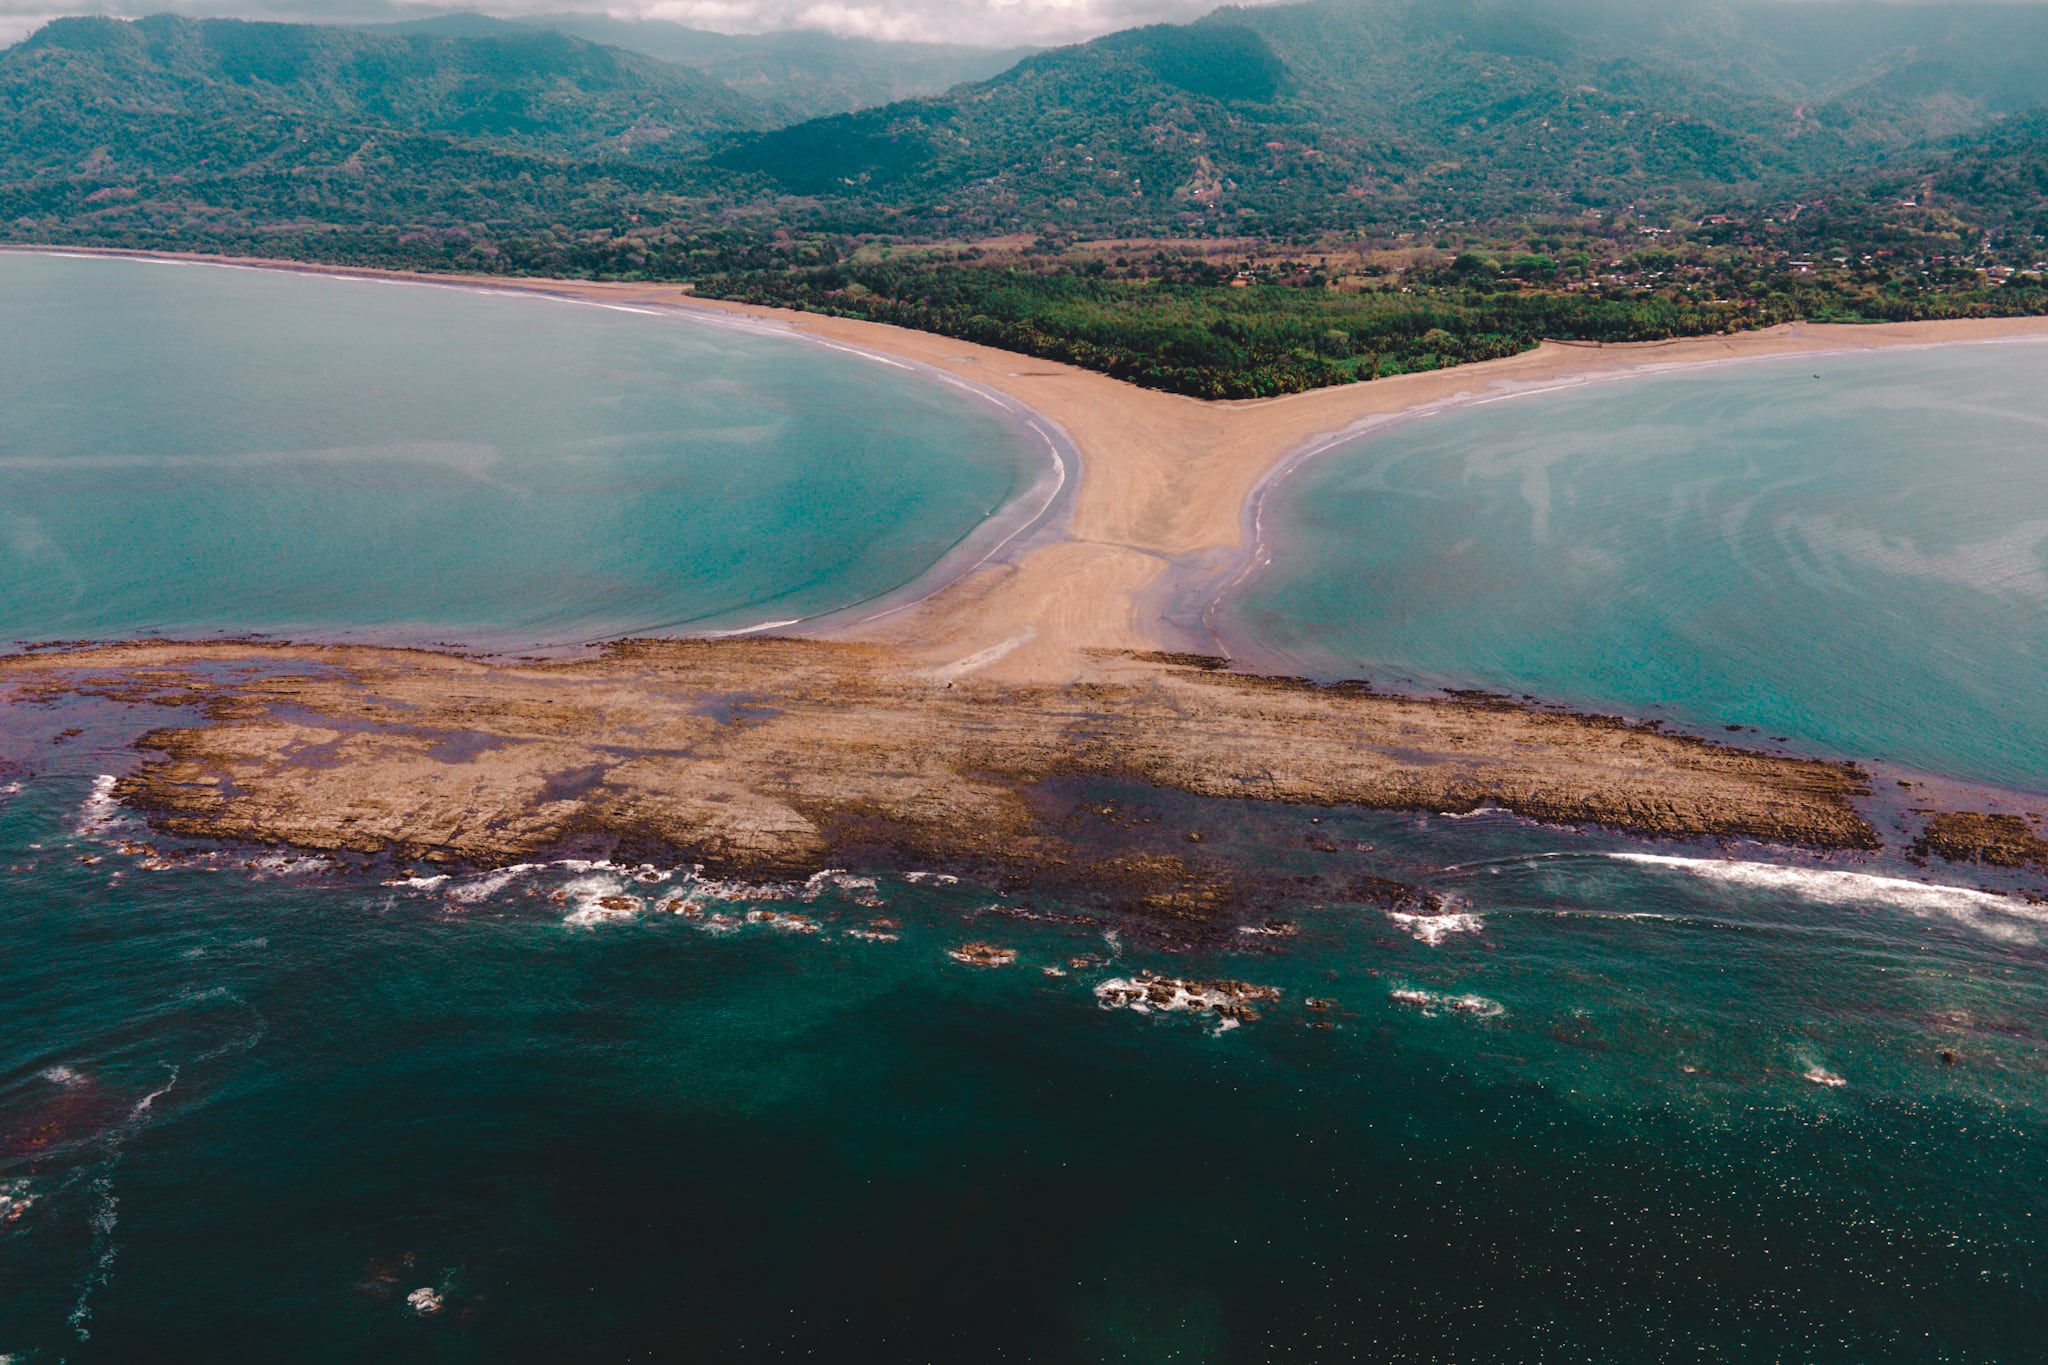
[12,244,2048,686]
[5,245,2048,893]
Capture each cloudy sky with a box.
[7,0,2047,56]
[0,0,1244,47]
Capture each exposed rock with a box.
[1913,811,2048,872]
[948,942,1017,967]
[1094,972,1280,1022]
[0,642,1882,914]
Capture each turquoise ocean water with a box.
[4,263,2046,1360]
[0,253,1048,646]
[1221,341,2048,789]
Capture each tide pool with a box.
[0,253,1051,647]
[1222,341,2048,789]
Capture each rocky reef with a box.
[2,640,1885,924]
[1914,811,2048,872]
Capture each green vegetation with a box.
[414,14,1036,123]
[3,0,2047,398]
[709,0,2048,239]
[699,255,2048,398]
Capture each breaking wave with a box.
[75,775,124,837]
[1388,987,1505,1019]
[1388,910,1485,945]
[1609,853,2046,943]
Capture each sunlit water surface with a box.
[1223,341,2048,788]
[0,252,1045,646]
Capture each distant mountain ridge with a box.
[0,12,765,168]
[0,12,762,263]
[712,0,2048,233]
[371,12,1035,123]
[0,0,2044,281]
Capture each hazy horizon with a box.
[0,0,1239,49]
[8,0,2039,57]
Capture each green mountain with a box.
[712,0,2048,234]
[1901,110,2048,249]
[511,14,1035,123]
[2,1,2045,297]
[373,12,1032,123]
[1,12,765,173]
[0,13,764,264]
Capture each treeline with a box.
[698,264,1768,398]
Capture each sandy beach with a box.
[14,244,2048,687]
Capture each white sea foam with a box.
[1609,853,2047,942]
[382,874,449,890]
[445,864,542,904]
[0,779,22,797]
[242,852,330,878]
[1388,910,1486,945]
[560,875,641,926]
[746,909,820,933]
[1093,976,1278,1033]
[1388,987,1505,1019]
[0,1176,33,1228]
[688,875,802,904]
[69,1066,178,1341]
[127,1067,178,1120]
[1096,978,1208,1014]
[40,1065,86,1088]
[802,870,885,906]
[75,774,123,836]
[1803,1065,1848,1088]
[902,871,959,886]
[407,1286,444,1315]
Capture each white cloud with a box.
[0,0,1252,47]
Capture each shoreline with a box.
[5,244,2048,872]
[12,244,2048,686]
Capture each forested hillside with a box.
[2,0,2045,397]
[499,15,1034,121]
[0,15,754,261]
[2,15,765,161]
[371,12,1032,122]
[713,0,2048,235]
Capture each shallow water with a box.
[0,253,1047,647]
[2,748,2044,1361]
[1223,341,2048,789]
